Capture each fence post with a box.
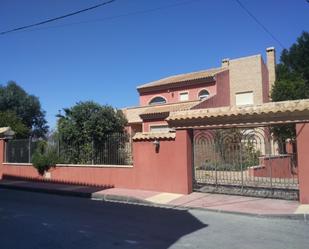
[240,142,244,191]
[28,137,31,163]
[91,139,94,165]
[57,139,60,157]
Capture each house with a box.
[123,47,276,135]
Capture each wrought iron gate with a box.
[193,128,299,200]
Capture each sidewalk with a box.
[0,179,308,219]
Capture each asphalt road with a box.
[0,189,308,249]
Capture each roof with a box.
[123,100,201,123]
[140,100,200,118]
[167,99,309,128]
[137,67,227,90]
[0,127,15,138]
[122,106,147,124]
[133,131,176,141]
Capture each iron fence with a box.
[5,133,133,165]
[193,127,299,199]
[5,139,38,163]
[58,133,132,165]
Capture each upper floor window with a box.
[149,96,166,105]
[179,92,189,101]
[150,125,170,133]
[198,89,210,100]
[236,91,254,106]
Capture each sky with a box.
[1,0,309,129]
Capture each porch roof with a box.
[133,131,176,141]
[166,99,309,128]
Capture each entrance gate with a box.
[193,127,299,200]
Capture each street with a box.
[0,189,308,249]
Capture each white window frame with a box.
[149,124,170,133]
[235,91,254,106]
[179,91,189,101]
[198,89,210,100]
[148,96,167,105]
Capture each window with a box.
[236,91,254,106]
[150,125,170,133]
[149,96,166,105]
[198,89,210,100]
[179,92,189,101]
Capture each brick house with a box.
[123,47,276,135]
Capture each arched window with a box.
[198,89,210,100]
[149,96,166,105]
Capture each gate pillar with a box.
[175,129,193,194]
[0,139,5,179]
[296,123,309,204]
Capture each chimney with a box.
[221,58,229,68]
[266,47,276,95]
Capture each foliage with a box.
[0,111,29,138]
[31,140,59,175]
[207,129,261,171]
[271,31,309,144]
[0,81,48,138]
[57,101,128,164]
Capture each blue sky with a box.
[1,0,308,129]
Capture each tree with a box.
[271,31,309,145]
[272,31,309,101]
[0,111,29,138]
[57,101,127,164]
[0,81,48,138]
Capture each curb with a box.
[91,194,308,222]
[91,193,152,205]
[0,183,307,222]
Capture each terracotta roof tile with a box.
[137,67,227,90]
[0,127,15,137]
[122,107,146,124]
[167,99,309,121]
[133,132,176,141]
[140,100,200,116]
[123,100,201,123]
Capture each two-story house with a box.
[123,47,276,135]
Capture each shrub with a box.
[31,141,59,175]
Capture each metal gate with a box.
[193,128,299,200]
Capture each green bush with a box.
[31,141,59,175]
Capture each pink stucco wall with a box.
[125,124,142,136]
[191,70,230,109]
[296,123,309,204]
[143,119,168,132]
[1,163,135,187]
[139,81,217,106]
[0,130,193,194]
[248,156,297,178]
[132,130,193,193]
[0,140,4,178]
[261,60,270,103]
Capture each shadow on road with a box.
[0,189,207,249]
